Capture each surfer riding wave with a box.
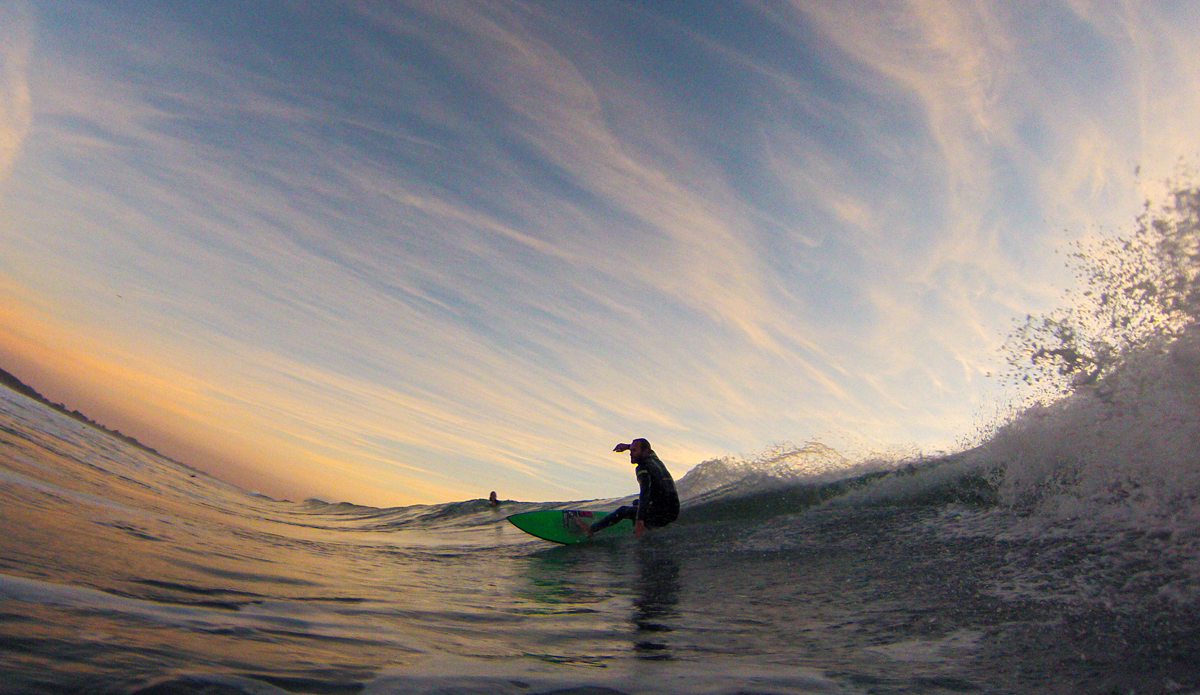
[583,438,679,537]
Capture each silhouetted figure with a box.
[582,438,679,537]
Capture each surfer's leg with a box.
[589,503,638,533]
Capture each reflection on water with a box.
[631,541,680,660]
[513,534,686,665]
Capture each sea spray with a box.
[675,440,915,501]
[986,325,1200,531]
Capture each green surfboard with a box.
[507,509,632,544]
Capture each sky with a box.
[1,0,1199,507]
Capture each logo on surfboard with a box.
[562,510,594,533]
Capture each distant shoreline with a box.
[0,366,183,466]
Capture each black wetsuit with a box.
[590,449,679,533]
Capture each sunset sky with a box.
[2,1,1199,506]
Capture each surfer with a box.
[488,491,499,507]
[582,438,679,538]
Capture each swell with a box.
[674,328,1200,537]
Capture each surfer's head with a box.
[629,438,651,462]
[614,438,652,462]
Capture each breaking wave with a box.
[681,325,1199,532]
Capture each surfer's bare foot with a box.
[573,517,594,537]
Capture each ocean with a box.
[2,333,1199,694]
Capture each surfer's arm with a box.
[635,467,651,522]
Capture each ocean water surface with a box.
[2,333,1199,694]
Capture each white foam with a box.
[677,441,901,503]
[984,328,1200,531]
[864,629,983,663]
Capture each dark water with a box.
[2,336,1199,694]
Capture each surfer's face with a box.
[628,441,645,462]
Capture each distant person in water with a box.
[488,491,499,507]
[583,438,679,537]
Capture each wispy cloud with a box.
[0,2,31,184]
[2,1,1199,504]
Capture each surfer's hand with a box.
[613,443,631,453]
[633,520,647,537]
